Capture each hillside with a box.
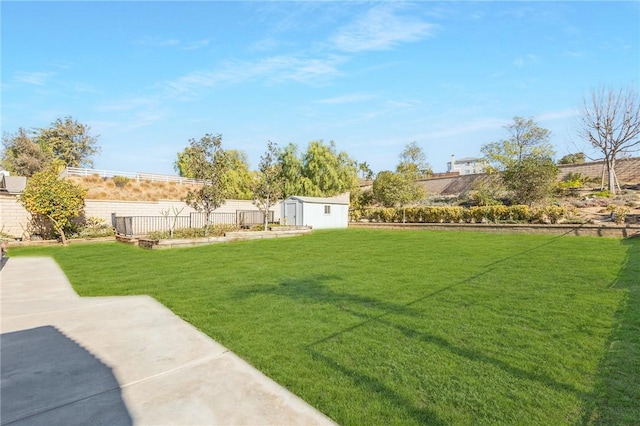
[69,175,200,201]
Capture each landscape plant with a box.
[252,141,283,231]
[579,86,640,194]
[18,165,87,243]
[179,134,231,236]
[8,230,639,425]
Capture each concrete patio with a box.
[0,256,336,425]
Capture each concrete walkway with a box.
[1,257,336,426]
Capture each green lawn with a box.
[9,229,639,425]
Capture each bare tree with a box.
[579,87,640,194]
[252,141,283,231]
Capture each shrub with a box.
[531,205,568,224]
[606,204,630,225]
[148,224,240,240]
[592,190,613,198]
[72,217,115,239]
[112,175,131,188]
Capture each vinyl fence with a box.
[112,210,275,237]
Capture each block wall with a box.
[0,197,281,239]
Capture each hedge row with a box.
[352,205,574,224]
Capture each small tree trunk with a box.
[607,157,617,194]
[47,215,67,245]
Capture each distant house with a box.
[447,155,486,175]
[281,194,349,229]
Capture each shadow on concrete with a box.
[1,326,132,426]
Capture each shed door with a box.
[285,202,298,226]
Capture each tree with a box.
[578,86,640,194]
[481,116,554,171]
[397,141,432,178]
[558,152,586,164]
[252,141,283,231]
[501,155,558,205]
[181,134,231,236]
[372,142,428,221]
[277,143,305,198]
[481,117,557,205]
[35,116,100,168]
[372,170,423,222]
[1,128,52,176]
[301,140,359,196]
[223,150,254,200]
[19,165,87,244]
[174,146,200,178]
[358,161,374,180]
[277,140,359,198]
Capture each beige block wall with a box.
[0,197,281,239]
[0,195,31,239]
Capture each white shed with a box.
[281,194,350,229]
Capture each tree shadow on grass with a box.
[233,274,424,319]
[307,348,447,425]
[579,237,640,425]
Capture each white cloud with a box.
[134,36,210,50]
[14,71,55,86]
[163,54,346,97]
[330,4,436,53]
[513,54,540,68]
[316,93,377,104]
[537,109,580,122]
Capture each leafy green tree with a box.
[278,140,359,198]
[373,142,428,221]
[372,170,422,222]
[502,155,559,205]
[358,161,374,180]
[481,116,554,172]
[481,117,557,205]
[223,150,254,200]
[19,165,87,244]
[277,143,304,198]
[174,146,200,178]
[35,116,100,168]
[558,152,586,165]
[181,134,231,235]
[301,140,359,197]
[252,141,283,230]
[397,141,432,178]
[1,128,53,176]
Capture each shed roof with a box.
[0,175,27,194]
[286,195,350,205]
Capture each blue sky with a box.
[2,1,638,175]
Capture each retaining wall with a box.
[419,157,640,195]
[349,221,640,238]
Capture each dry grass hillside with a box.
[69,175,200,201]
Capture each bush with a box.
[71,217,115,239]
[148,224,240,240]
[592,190,613,198]
[112,175,131,188]
[361,205,572,225]
[606,205,630,225]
